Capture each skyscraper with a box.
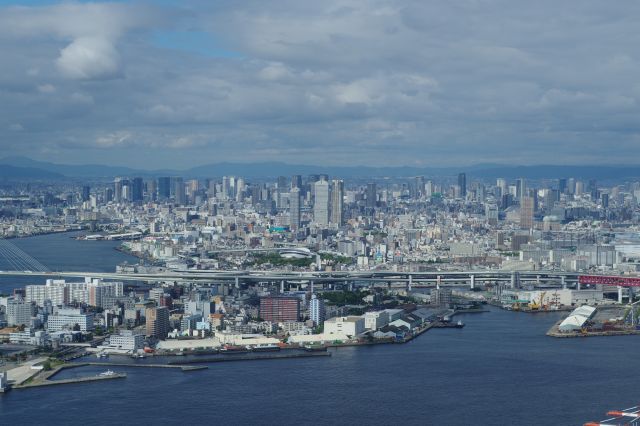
[314,179,329,226]
[289,187,301,230]
[114,177,124,203]
[520,196,534,229]
[458,173,467,198]
[174,177,185,205]
[366,183,377,209]
[277,176,287,209]
[157,177,171,200]
[131,177,144,202]
[81,185,90,202]
[291,175,302,190]
[516,178,526,201]
[330,179,344,226]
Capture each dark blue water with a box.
[1,235,639,425]
[2,309,639,425]
[0,231,138,294]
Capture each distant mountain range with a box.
[0,156,638,180]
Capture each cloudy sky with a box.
[1,0,639,169]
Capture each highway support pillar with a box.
[235,277,239,288]
[408,275,412,292]
[280,280,285,294]
[436,275,441,289]
[561,276,566,290]
[618,286,623,303]
[470,274,475,290]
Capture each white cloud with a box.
[57,37,121,80]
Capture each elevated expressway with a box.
[0,269,582,291]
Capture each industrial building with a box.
[324,316,365,337]
[558,305,596,332]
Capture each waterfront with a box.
[2,232,640,425]
[2,307,640,425]
[0,232,138,294]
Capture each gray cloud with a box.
[0,0,639,168]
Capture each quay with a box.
[85,362,207,371]
[167,351,331,365]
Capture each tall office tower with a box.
[558,178,567,194]
[121,183,132,202]
[158,177,171,200]
[520,196,534,229]
[222,176,230,200]
[425,180,434,197]
[366,183,377,208]
[114,177,124,203]
[414,176,425,198]
[207,179,216,198]
[289,187,301,230]
[309,294,325,326]
[104,187,113,203]
[174,177,185,205]
[145,306,170,339]
[587,179,597,193]
[235,177,245,202]
[259,296,301,322]
[228,176,236,199]
[330,179,344,226]
[81,185,90,202]
[147,179,157,201]
[476,184,486,202]
[497,178,508,196]
[458,173,467,198]
[186,179,199,198]
[601,193,609,209]
[291,175,302,190]
[131,177,144,202]
[575,180,584,196]
[567,178,576,195]
[314,179,330,226]
[277,176,287,209]
[516,178,526,201]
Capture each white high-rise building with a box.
[309,294,325,326]
[314,179,329,226]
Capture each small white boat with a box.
[99,370,116,377]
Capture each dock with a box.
[167,351,331,365]
[84,362,208,371]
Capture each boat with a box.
[220,345,249,354]
[99,370,116,377]
[455,320,465,328]
[304,345,327,352]
[250,344,280,352]
[97,352,109,358]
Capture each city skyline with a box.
[1,1,640,168]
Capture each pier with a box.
[167,351,331,365]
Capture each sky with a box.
[1,0,640,169]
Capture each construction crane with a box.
[529,291,546,311]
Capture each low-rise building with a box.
[324,316,365,337]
